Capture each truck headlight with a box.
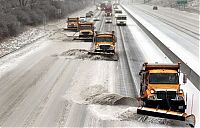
[178,106,184,109]
[179,89,183,94]
[178,96,184,100]
[149,96,155,100]
[150,89,155,94]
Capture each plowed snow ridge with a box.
[65,85,136,106]
[60,49,118,61]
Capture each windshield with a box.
[68,20,78,22]
[149,73,179,84]
[116,17,126,20]
[96,37,113,42]
[115,11,122,13]
[79,25,92,30]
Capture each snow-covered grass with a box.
[0,6,96,59]
[0,28,47,58]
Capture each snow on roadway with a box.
[0,4,198,127]
[126,11,200,127]
[122,4,200,76]
[0,5,96,78]
[0,38,49,79]
[0,5,137,127]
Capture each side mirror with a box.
[183,74,187,84]
[139,70,142,76]
[139,70,146,76]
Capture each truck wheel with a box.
[140,85,143,96]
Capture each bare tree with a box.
[29,0,38,8]
[18,0,28,6]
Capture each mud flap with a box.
[137,107,195,127]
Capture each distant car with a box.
[80,17,86,22]
[105,17,112,23]
[114,5,118,9]
[114,9,122,14]
[153,6,158,10]
[89,11,94,16]
[93,17,100,21]
[86,12,92,17]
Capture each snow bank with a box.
[65,85,136,106]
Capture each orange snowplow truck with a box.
[94,31,116,54]
[66,17,79,31]
[78,22,94,40]
[137,62,195,127]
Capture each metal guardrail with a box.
[121,5,200,90]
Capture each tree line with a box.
[0,0,94,40]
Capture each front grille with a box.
[100,45,111,51]
[82,32,89,35]
[156,91,176,99]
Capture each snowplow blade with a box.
[88,51,115,55]
[88,51,118,61]
[137,107,185,120]
[137,107,195,127]
[73,37,93,41]
[63,28,78,32]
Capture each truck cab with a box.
[94,31,116,53]
[105,5,112,17]
[114,9,122,17]
[78,22,94,39]
[139,63,187,112]
[116,14,127,26]
[66,17,79,30]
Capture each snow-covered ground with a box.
[0,5,96,59]
[0,28,47,58]
[122,4,199,78]
[138,0,200,13]
[0,3,198,127]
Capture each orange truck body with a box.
[66,17,79,30]
[94,31,116,53]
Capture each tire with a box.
[140,84,144,96]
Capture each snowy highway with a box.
[0,1,199,127]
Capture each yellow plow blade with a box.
[137,107,195,127]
